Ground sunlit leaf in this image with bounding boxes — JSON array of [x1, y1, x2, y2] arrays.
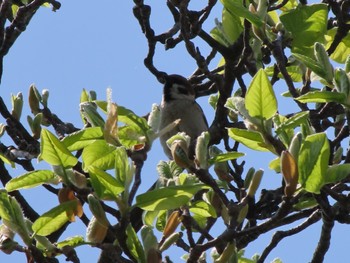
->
[[280, 4, 328, 56], [325, 28, 350, 63], [82, 140, 117, 171], [275, 111, 309, 135], [56, 236, 85, 249], [39, 129, 78, 168], [209, 152, 245, 164], [298, 133, 329, 194], [62, 127, 104, 151], [221, 0, 263, 27], [265, 65, 303, 82], [88, 166, 124, 201], [246, 69, 277, 120], [190, 201, 217, 218], [135, 184, 209, 211], [228, 128, 270, 152], [126, 224, 146, 263], [292, 53, 329, 83], [32, 200, 78, 236], [115, 147, 132, 188], [222, 8, 243, 44], [296, 91, 346, 104], [6, 170, 56, 192]]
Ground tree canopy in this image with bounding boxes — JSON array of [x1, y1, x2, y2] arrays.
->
[[1, 0, 350, 262]]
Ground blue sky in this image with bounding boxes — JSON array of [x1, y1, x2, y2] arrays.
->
[[0, 1, 349, 262]]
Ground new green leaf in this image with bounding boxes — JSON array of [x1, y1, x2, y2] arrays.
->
[[246, 69, 277, 120], [126, 224, 146, 263], [88, 166, 124, 201], [296, 91, 346, 105], [32, 200, 79, 236], [280, 4, 328, 57], [228, 128, 270, 152], [39, 129, 78, 168], [326, 164, 350, 184], [82, 140, 117, 171], [221, 0, 263, 27], [135, 184, 209, 211], [62, 127, 104, 151], [209, 152, 245, 164], [298, 133, 330, 194], [6, 170, 56, 192]]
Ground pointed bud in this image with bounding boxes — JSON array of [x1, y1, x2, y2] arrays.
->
[[159, 232, 182, 252], [67, 170, 87, 189], [195, 132, 210, 169], [170, 140, 192, 169], [86, 216, 108, 243], [0, 225, 16, 255], [87, 194, 109, 227], [41, 89, 49, 107], [148, 104, 161, 132], [247, 169, 263, 198], [288, 132, 302, 160], [80, 102, 105, 128], [214, 161, 234, 182], [244, 167, 255, 189], [333, 147, 343, 164], [162, 211, 182, 240], [28, 84, 41, 115], [30, 113, 43, 139], [281, 150, 299, 197], [214, 242, 237, 263]]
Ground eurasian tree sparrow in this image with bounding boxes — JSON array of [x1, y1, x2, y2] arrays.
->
[[159, 74, 208, 159]]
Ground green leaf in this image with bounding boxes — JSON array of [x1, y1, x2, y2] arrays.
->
[[115, 147, 132, 188], [280, 4, 328, 57], [39, 129, 78, 168], [189, 201, 217, 218], [325, 28, 350, 63], [118, 106, 150, 135], [32, 200, 78, 236], [296, 91, 346, 104], [326, 164, 350, 184], [95, 101, 150, 143], [292, 53, 329, 83], [245, 69, 277, 120], [265, 65, 303, 82], [209, 152, 245, 164], [298, 133, 330, 194], [126, 224, 146, 263], [228, 128, 270, 152], [0, 190, 13, 222], [142, 210, 160, 226], [222, 8, 244, 44], [62, 127, 104, 151], [6, 170, 56, 192], [88, 166, 124, 201], [118, 126, 144, 147], [82, 140, 117, 171], [135, 184, 209, 211], [0, 192, 31, 245], [221, 0, 263, 27], [269, 157, 281, 173], [275, 111, 309, 135], [0, 152, 15, 168], [56, 236, 85, 249]]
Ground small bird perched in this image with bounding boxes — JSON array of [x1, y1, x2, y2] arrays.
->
[[159, 74, 208, 159]]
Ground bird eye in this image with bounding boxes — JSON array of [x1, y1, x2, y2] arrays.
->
[[173, 84, 188, 95]]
